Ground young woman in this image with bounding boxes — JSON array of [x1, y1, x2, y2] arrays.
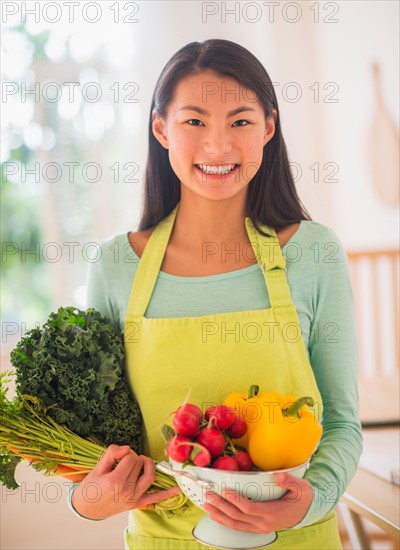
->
[[70, 39, 362, 549]]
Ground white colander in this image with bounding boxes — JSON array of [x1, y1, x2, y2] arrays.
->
[[156, 459, 310, 549]]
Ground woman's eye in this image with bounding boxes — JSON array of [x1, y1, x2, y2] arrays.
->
[[232, 120, 250, 127], [186, 119, 250, 127], [187, 119, 204, 126]]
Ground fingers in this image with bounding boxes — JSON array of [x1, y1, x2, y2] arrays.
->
[[147, 486, 182, 505], [274, 472, 308, 488], [202, 475, 314, 534], [124, 457, 180, 509], [204, 492, 264, 532], [273, 472, 312, 503], [131, 456, 156, 497], [95, 445, 133, 476], [90, 449, 183, 514], [205, 489, 264, 517], [136, 486, 183, 508], [203, 502, 264, 533], [204, 490, 265, 522], [114, 452, 143, 480]]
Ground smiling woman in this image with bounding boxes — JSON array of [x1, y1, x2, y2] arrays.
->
[[140, 40, 310, 237], [70, 39, 362, 550]]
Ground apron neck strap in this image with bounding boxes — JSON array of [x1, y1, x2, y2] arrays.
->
[[127, 203, 179, 318], [244, 217, 291, 309], [126, 203, 292, 318]]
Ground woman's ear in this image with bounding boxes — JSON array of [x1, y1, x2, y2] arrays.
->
[[152, 111, 169, 149], [263, 109, 278, 146]]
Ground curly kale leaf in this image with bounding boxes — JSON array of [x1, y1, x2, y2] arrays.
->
[[11, 307, 143, 450], [0, 454, 22, 490]]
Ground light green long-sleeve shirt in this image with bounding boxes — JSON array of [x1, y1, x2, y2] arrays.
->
[[84, 219, 362, 528]]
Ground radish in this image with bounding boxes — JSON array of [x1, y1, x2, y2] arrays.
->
[[205, 405, 236, 430], [235, 451, 254, 471], [197, 428, 225, 457], [166, 436, 192, 462], [227, 416, 247, 438], [213, 456, 239, 471], [176, 403, 203, 422], [173, 411, 199, 437], [190, 443, 212, 467]]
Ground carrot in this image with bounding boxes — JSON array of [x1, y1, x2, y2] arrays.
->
[[8, 445, 35, 463], [53, 465, 87, 482], [8, 445, 88, 481], [8, 446, 48, 463]]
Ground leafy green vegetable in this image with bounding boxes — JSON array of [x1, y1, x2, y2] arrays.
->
[[0, 372, 188, 515], [0, 454, 22, 490], [10, 307, 143, 452]]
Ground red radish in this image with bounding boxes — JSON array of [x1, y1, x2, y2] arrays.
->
[[235, 451, 254, 471], [213, 456, 239, 471], [205, 405, 236, 430], [173, 411, 199, 437], [190, 444, 212, 467], [227, 416, 247, 438], [176, 403, 203, 422], [197, 428, 225, 457], [166, 436, 192, 463], [193, 450, 211, 467]]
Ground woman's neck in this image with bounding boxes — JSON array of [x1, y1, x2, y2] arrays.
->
[[170, 192, 250, 251]]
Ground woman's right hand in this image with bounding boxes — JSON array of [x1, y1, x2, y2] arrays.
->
[[71, 445, 182, 520]]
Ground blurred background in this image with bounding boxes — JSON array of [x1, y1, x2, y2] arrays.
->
[[1, 1, 399, 549]]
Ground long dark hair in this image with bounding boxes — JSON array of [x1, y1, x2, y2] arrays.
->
[[138, 39, 312, 235]]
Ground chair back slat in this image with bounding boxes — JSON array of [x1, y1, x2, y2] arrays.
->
[[347, 249, 400, 379]]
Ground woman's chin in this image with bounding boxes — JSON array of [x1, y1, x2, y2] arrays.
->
[[180, 173, 247, 201], [184, 185, 246, 202]]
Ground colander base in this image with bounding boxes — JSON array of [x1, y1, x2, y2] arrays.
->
[[192, 516, 278, 549]]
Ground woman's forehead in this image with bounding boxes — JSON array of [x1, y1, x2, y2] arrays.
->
[[170, 71, 261, 110]]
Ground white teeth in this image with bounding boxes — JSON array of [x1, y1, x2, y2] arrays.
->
[[197, 164, 237, 175]]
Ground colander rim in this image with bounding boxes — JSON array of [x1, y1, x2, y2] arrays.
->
[[170, 458, 310, 476]]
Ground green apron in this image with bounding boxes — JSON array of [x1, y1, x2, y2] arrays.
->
[[124, 202, 343, 549]]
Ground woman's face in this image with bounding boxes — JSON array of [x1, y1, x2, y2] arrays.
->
[[152, 69, 277, 202]]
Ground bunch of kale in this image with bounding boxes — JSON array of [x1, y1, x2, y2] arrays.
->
[[10, 307, 143, 453]]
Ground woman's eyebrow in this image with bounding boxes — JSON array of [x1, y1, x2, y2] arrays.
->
[[178, 105, 257, 117]]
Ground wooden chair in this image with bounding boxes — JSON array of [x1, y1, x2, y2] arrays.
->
[[347, 249, 399, 426], [338, 249, 400, 549]]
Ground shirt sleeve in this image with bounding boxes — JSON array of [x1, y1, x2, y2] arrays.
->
[[67, 482, 102, 521], [291, 227, 363, 528], [86, 249, 121, 335]]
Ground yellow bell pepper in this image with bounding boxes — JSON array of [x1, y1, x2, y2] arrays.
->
[[223, 387, 254, 448], [224, 385, 322, 471]]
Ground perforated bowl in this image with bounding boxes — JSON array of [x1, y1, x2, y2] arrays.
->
[[157, 459, 310, 549]]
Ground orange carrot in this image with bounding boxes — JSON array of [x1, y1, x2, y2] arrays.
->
[[53, 465, 87, 482], [8, 445, 34, 462], [137, 504, 154, 510], [8, 445, 89, 481]]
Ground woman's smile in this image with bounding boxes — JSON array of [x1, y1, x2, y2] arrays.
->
[[194, 163, 240, 179]]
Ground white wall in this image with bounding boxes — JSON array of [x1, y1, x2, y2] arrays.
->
[[314, 0, 399, 248], [1, 462, 127, 550]]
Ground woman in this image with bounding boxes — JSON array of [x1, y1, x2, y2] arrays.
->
[[70, 39, 362, 549]]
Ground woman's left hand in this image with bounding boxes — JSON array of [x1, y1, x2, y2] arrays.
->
[[203, 472, 313, 534]]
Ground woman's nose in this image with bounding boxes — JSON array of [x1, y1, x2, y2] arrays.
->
[[202, 129, 233, 156]]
